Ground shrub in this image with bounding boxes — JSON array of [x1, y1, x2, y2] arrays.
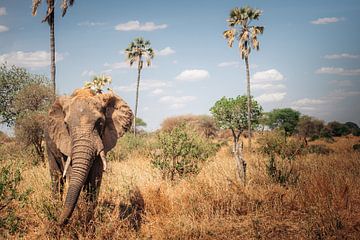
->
[[306, 144, 333, 155], [257, 131, 305, 160], [161, 115, 219, 138], [327, 121, 351, 137], [107, 133, 149, 161], [150, 124, 219, 181], [258, 132, 303, 185], [353, 144, 360, 152], [0, 164, 32, 237]]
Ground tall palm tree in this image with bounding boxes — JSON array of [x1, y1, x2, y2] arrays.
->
[[125, 37, 154, 136], [32, 0, 75, 95], [223, 6, 264, 150]]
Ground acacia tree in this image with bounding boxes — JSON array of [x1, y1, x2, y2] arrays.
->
[[210, 95, 262, 184], [223, 6, 264, 150], [267, 108, 300, 141], [297, 115, 324, 144], [125, 37, 154, 136], [32, 0, 75, 94]]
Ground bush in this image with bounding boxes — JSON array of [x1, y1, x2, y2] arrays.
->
[[327, 121, 351, 137], [306, 144, 333, 155], [161, 115, 219, 138], [257, 131, 305, 160], [353, 144, 360, 152], [0, 164, 32, 237], [150, 124, 219, 181], [258, 132, 303, 185], [107, 133, 150, 161]]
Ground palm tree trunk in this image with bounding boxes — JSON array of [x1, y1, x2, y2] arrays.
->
[[134, 61, 142, 136], [49, 4, 56, 95], [245, 56, 252, 150]]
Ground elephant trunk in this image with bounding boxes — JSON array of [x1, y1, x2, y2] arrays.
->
[[58, 137, 96, 226]]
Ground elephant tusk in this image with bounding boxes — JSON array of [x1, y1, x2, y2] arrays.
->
[[100, 151, 107, 171], [63, 157, 71, 178]]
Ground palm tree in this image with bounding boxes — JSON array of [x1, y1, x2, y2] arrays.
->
[[223, 6, 264, 150], [125, 37, 154, 136], [32, 0, 75, 95]]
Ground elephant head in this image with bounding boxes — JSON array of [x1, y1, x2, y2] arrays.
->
[[48, 88, 133, 225]]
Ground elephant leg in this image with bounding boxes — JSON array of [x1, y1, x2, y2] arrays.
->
[[46, 136, 66, 199], [83, 157, 103, 224]]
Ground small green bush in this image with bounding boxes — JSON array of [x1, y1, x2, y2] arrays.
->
[[257, 131, 305, 160], [107, 133, 150, 161], [150, 124, 219, 181], [258, 132, 303, 185], [0, 164, 32, 237]]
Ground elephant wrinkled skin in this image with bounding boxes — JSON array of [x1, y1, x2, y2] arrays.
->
[[45, 88, 133, 225]]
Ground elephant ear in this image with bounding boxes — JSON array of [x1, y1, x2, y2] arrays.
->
[[99, 92, 133, 153], [48, 96, 71, 156]]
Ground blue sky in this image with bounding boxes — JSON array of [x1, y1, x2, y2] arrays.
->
[[1, 0, 360, 130]]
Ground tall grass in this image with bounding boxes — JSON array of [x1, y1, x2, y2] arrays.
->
[[0, 135, 359, 239]]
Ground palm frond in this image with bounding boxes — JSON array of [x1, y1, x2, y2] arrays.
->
[[61, 0, 68, 17], [223, 29, 236, 47], [32, 0, 42, 16]]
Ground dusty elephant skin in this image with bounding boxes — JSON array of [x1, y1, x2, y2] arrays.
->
[[45, 88, 133, 226]]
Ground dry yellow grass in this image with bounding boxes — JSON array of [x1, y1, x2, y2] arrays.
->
[[1, 136, 360, 239]]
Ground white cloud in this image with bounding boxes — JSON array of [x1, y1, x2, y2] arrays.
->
[[0, 7, 6, 16], [315, 67, 360, 76], [252, 69, 284, 82], [0, 25, 9, 32], [81, 70, 96, 77], [329, 80, 353, 87], [217, 61, 240, 68], [327, 89, 360, 100], [255, 92, 286, 103], [324, 53, 359, 59], [159, 95, 196, 109], [0, 51, 64, 68], [117, 79, 171, 92], [156, 47, 175, 56], [252, 83, 286, 91], [175, 69, 209, 81], [115, 21, 167, 31], [77, 21, 106, 27], [151, 88, 164, 95], [311, 17, 344, 25], [104, 61, 131, 70], [292, 98, 326, 106]]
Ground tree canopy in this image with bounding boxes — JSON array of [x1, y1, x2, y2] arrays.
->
[[267, 108, 300, 137]]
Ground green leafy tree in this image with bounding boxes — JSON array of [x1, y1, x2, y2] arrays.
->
[[210, 95, 262, 184], [267, 108, 300, 140], [0, 64, 49, 126], [13, 83, 53, 162], [327, 121, 351, 137], [125, 37, 154, 136], [223, 6, 264, 150], [32, 0, 75, 94]]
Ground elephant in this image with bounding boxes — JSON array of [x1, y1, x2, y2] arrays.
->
[[45, 87, 133, 225]]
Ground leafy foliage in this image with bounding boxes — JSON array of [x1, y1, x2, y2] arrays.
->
[[125, 37, 155, 68], [258, 132, 303, 185], [107, 133, 149, 161], [84, 75, 112, 94], [223, 6, 264, 59], [210, 95, 262, 133], [297, 115, 325, 141], [0, 164, 32, 237], [267, 108, 300, 137], [0, 64, 49, 126], [150, 124, 219, 181], [327, 121, 351, 137]]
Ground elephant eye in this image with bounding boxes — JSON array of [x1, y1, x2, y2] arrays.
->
[[64, 122, 70, 134], [95, 118, 105, 135]]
